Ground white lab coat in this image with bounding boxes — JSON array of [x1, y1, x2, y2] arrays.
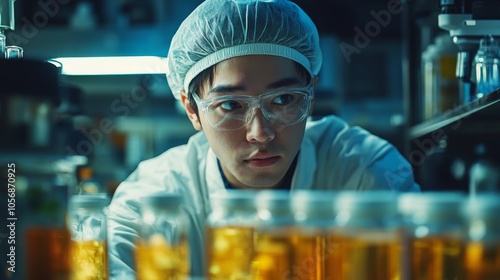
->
[[107, 115, 419, 278]]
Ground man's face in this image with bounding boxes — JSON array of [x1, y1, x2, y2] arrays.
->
[[183, 55, 313, 189]]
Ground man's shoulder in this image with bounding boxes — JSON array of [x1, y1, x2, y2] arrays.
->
[[112, 132, 209, 201], [305, 115, 348, 132], [305, 115, 384, 144], [304, 115, 353, 143]]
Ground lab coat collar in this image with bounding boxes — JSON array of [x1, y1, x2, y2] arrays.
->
[[291, 135, 317, 190]]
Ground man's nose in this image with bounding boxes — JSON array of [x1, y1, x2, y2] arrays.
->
[[245, 108, 276, 143]]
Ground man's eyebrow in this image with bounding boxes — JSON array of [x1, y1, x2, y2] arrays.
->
[[266, 77, 302, 89], [208, 85, 245, 94], [208, 77, 303, 95]]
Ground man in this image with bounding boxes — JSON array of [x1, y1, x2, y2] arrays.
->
[[107, 0, 419, 277]]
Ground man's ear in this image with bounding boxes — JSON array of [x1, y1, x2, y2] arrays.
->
[[180, 90, 203, 131]]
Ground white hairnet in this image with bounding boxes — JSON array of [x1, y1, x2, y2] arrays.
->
[[166, 0, 322, 99]]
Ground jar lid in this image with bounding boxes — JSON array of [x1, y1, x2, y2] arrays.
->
[[70, 194, 110, 210], [139, 193, 184, 210], [210, 190, 258, 210], [334, 191, 398, 218], [255, 190, 291, 210], [290, 190, 336, 216], [465, 194, 500, 219], [398, 192, 466, 217]]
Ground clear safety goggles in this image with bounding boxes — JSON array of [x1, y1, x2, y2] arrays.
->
[[192, 84, 314, 131]]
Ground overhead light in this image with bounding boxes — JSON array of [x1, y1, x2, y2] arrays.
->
[[48, 56, 168, 75]]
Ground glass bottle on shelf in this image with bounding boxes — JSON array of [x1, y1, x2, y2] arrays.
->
[[5, 45, 23, 59], [474, 35, 500, 99], [421, 34, 459, 120]]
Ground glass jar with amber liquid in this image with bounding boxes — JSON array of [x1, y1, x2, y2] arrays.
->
[[463, 194, 500, 279], [68, 194, 110, 280], [252, 190, 300, 280], [24, 171, 73, 280], [328, 191, 402, 280], [135, 194, 190, 280], [399, 192, 467, 280], [290, 190, 336, 280], [205, 190, 259, 280]]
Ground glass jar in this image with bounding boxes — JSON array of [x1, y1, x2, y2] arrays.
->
[[290, 190, 336, 280], [463, 194, 500, 279], [252, 190, 295, 279], [329, 191, 402, 280], [24, 166, 72, 280], [68, 194, 110, 280], [399, 192, 467, 280], [421, 34, 460, 119], [205, 190, 259, 279], [135, 194, 190, 280]]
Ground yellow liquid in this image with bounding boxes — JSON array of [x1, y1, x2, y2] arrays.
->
[[464, 241, 500, 279], [71, 240, 108, 280], [325, 232, 401, 280], [409, 236, 463, 280], [26, 227, 72, 280], [135, 234, 189, 280], [252, 229, 324, 280], [205, 226, 254, 280], [288, 232, 324, 280]]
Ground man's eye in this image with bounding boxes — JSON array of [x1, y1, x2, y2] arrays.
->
[[272, 94, 294, 105], [217, 100, 243, 111]]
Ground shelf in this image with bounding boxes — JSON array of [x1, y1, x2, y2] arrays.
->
[[409, 89, 500, 139]]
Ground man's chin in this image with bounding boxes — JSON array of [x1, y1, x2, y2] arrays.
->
[[236, 177, 284, 190]]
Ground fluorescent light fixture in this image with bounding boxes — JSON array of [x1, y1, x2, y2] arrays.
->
[[49, 56, 168, 75]]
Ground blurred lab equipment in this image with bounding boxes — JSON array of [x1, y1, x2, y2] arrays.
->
[[469, 143, 500, 195], [0, 0, 60, 152], [438, 0, 500, 103], [474, 35, 500, 99]]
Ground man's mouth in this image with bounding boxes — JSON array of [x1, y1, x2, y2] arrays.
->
[[244, 154, 280, 168]]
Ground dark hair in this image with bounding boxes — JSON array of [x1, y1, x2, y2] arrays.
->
[[187, 61, 310, 116]]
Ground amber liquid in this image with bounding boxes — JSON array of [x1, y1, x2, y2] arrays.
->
[[464, 241, 500, 279], [252, 229, 324, 280], [206, 226, 254, 279], [135, 234, 189, 280], [409, 236, 464, 280], [71, 240, 108, 280], [26, 227, 72, 280], [324, 232, 401, 280]]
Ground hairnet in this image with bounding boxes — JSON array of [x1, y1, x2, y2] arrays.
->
[[166, 0, 322, 99]]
